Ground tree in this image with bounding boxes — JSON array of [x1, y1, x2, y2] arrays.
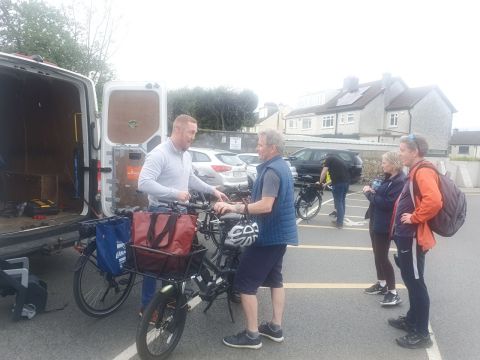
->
[[168, 87, 258, 131], [0, 0, 116, 99]]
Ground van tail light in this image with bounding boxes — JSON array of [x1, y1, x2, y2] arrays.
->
[[97, 161, 101, 192], [211, 165, 232, 172]]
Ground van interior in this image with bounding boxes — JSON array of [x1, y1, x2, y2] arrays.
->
[[0, 65, 86, 235]]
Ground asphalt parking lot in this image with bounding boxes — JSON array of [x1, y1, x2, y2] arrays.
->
[[1, 185, 479, 360]]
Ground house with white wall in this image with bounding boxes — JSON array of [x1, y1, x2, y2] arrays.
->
[[450, 130, 480, 159], [285, 74, 456, 154], [244, 103, 291, 133]]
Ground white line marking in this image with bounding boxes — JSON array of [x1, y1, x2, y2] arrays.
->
[[427, 322, 443, 360], [343, 218, 367, 226]]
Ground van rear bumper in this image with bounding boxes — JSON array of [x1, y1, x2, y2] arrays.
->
[[0, 230, 79, 259]]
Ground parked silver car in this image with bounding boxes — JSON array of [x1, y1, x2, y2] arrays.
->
[[188, 147, 248, 190], [237, 153, 298, 188]]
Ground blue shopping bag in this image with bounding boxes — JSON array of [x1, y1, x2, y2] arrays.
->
[[95, 217, 131, 275]]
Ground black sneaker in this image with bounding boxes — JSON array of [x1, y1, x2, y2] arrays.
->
[[364, 282, 388, 295], [388, 316, 415, 332], [258, 322, 284, 342], [223, 330, 262, 349], [380, 292, 402, 306], [396, 332, 433, 349]]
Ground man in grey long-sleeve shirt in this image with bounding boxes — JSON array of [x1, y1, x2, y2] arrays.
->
[[137, 114, 227, 313]]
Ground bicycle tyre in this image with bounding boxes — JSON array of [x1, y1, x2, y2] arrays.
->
[[295, 191, 322, 220], [73, 243, 135, 318], [136, 290, 188, 360]]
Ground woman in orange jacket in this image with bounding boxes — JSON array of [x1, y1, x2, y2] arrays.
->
[[388, 134, 442, 350]]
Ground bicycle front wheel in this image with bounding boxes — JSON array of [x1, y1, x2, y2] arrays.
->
[[296, 191, 322, 220], [136, 289, 188, 360], [73, 244, 135, 318]]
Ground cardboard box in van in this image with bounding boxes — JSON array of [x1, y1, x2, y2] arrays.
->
[[0, 52, 167, 258]]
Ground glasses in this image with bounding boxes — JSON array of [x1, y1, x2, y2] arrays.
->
[[407, 133, 419, 150]]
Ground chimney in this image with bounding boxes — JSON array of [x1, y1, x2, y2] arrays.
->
[[452, 128, 459, 135], [343, 76, 359, 92], [381, 73, 392, 89]]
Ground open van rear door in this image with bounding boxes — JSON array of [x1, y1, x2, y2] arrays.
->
[[100, 81, 167, 216]]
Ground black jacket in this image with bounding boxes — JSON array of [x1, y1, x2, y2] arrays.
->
[[365, 172, 406, 234]]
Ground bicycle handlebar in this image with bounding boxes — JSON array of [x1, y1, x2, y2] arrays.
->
[[170, 201, 212, 212]]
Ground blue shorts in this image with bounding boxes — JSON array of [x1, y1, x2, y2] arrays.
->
[[234, 244, 287, 295]]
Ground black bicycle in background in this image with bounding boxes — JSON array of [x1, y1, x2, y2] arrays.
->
[[294, 175, 323, 220]]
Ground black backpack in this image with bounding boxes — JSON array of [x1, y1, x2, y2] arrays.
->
[[410, 163, 467, 237]]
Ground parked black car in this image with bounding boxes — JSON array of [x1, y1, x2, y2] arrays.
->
[[288, 148, 363, 184]]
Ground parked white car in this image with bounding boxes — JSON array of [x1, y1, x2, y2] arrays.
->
[[237, 153, 298, 188], [188, 147, 248, 190]]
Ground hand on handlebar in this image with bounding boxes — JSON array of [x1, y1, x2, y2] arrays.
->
[[213, 201, 235, 215], [176, 191, 191, 202]]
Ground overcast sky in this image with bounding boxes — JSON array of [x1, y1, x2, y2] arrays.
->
[[51, 0, 479, 130]]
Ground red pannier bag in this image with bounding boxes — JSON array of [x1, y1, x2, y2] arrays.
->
[[132, 212, 197, 275]]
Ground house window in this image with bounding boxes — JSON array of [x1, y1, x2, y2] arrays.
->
[[389, 113, 398, 127], [322, 115, 334, 128], [259, 107, 268, 119], [458, 145, 470, 154], [339, 114, 346, 124], [302, 118, 312, 129], [347, 113, 355, 123], [288, 119, 297, 129]]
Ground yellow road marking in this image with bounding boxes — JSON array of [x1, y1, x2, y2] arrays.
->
[[299, 224, 369, 231], [289, 244, 397, 252], [281, 283, 406, 289], [318, 213, 365, 219]]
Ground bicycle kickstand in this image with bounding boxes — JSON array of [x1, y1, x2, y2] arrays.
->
[[226, 297, 235, 323]]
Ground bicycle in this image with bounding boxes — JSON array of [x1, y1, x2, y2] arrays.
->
[[72, 214, 137, 318], [294, 175, 323, 220], [71, 201, 245, 359], [135, 205, 245, 360]]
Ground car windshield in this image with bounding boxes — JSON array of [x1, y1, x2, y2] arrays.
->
[[216, 153, 244, 166]]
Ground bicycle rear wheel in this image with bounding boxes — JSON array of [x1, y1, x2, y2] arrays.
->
[[295, 191, 322, 220], [136, 289, 188, 360], [73, 243, 135, 318]]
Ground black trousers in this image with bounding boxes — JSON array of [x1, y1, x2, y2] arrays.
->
[[395, 235, 430, 336], [369, 225, 396, 290]]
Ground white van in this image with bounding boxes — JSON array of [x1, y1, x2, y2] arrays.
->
[[0, 52, 167, 258]]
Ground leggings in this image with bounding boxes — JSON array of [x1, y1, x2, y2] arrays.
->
[[369, 225, 396, 290]]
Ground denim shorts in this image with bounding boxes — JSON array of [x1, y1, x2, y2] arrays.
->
[[234, 244, 287, 295]]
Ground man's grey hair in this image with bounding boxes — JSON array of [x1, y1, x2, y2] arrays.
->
[[399, 134, 429, 157], [258, 129, 285, 154]]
